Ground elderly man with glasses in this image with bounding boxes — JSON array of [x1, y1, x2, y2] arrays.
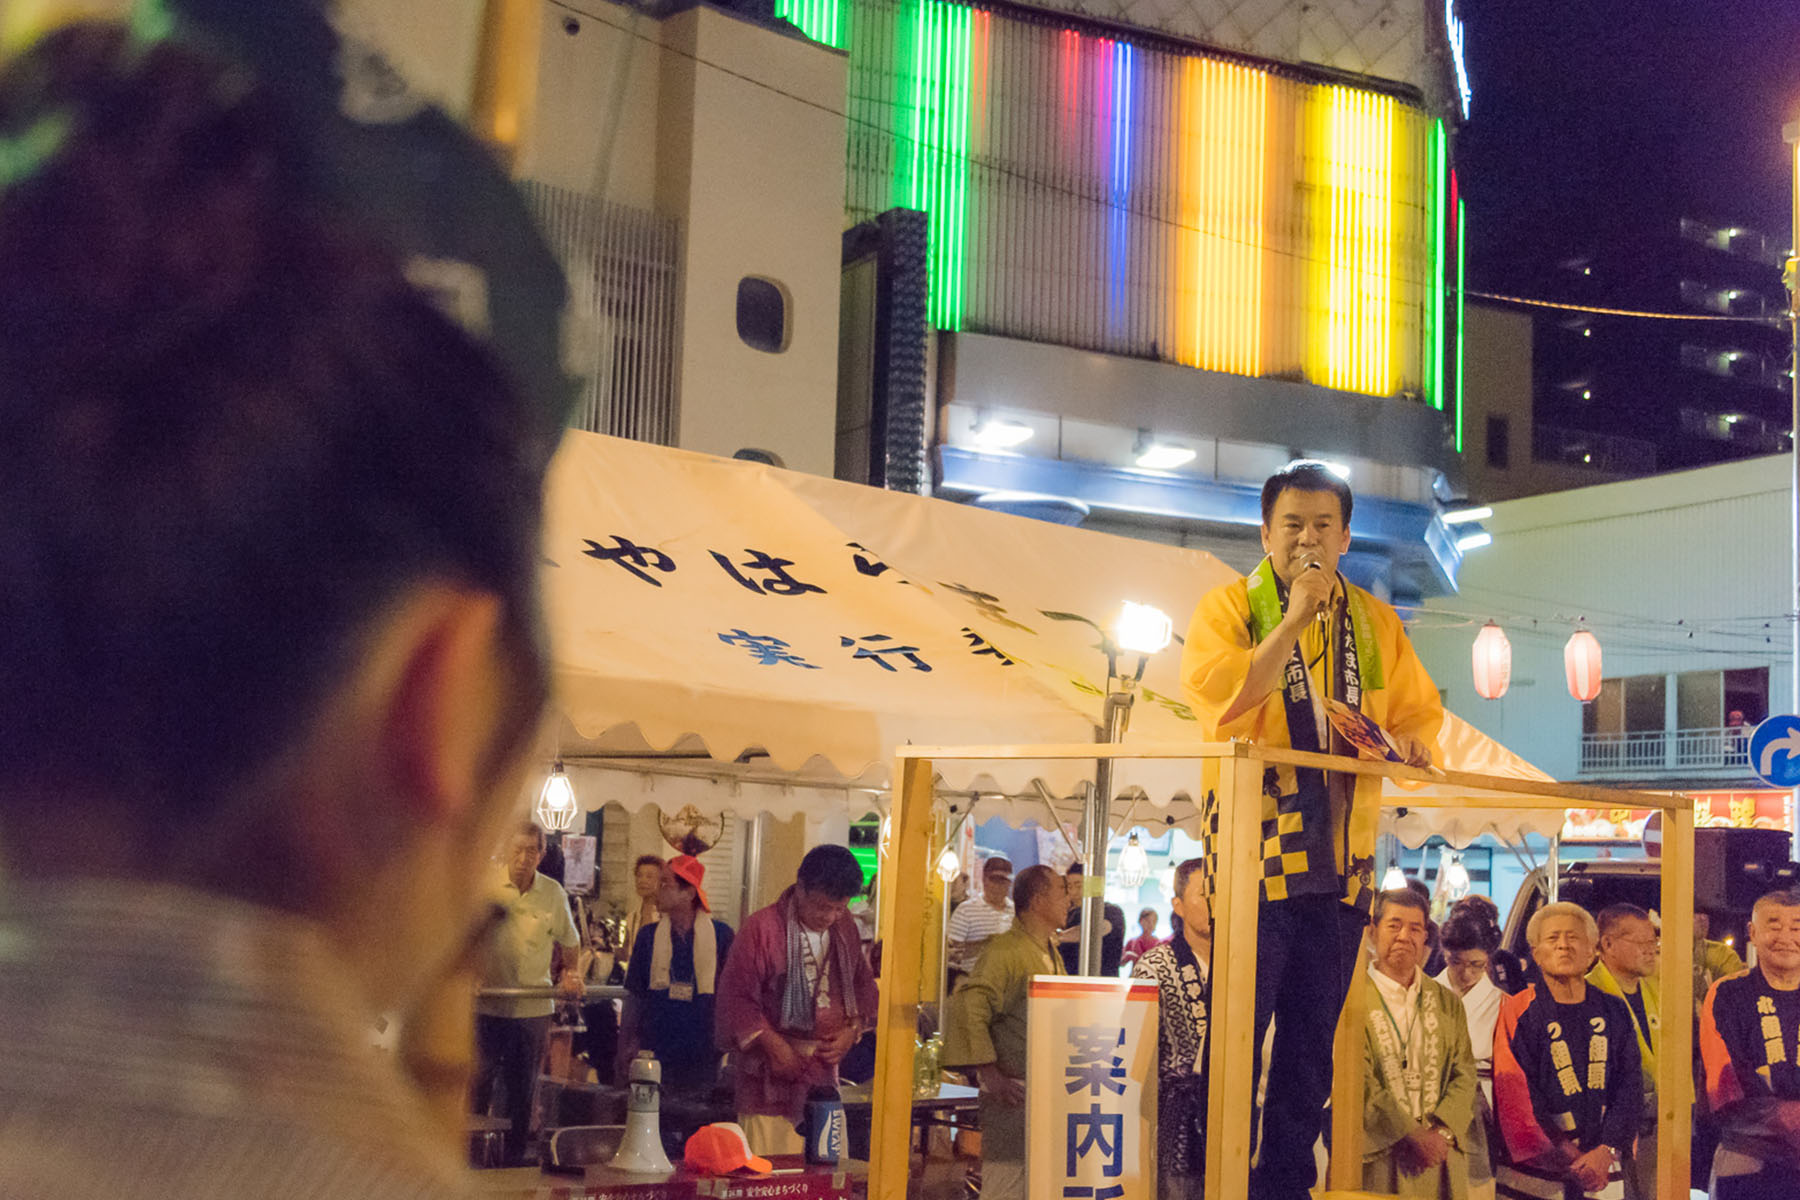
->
[[1585, 905, 1661, 1200]]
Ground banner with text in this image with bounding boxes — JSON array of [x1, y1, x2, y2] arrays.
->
[[1026, 978, 1159, 1200]]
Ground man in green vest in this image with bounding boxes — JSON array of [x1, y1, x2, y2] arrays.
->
[[943, 864, 1067, 1200], [1587, 903, 1661, 1200], [1182, 461, 1446, 1200]]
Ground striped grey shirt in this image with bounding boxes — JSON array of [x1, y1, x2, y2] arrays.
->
[[0, 883, 474, 1199], [945, 898, 1015, 972]]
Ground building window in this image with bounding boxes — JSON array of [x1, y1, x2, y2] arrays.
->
[[1486, 415, 1510, 469], [1723, 668, 1769, 726], [737, 277, 790, 353], [1583, 674, 1664, 736]]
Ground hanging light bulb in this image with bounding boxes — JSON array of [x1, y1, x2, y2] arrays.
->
[[936, 846, 961, 884], [1441, 850, 1472, 901], [1114, 830, 1150, 888], [1471, 621, 1512, 700], [1381, 865, 1408, 892], [535, 760, 577, 832], [1565, 622, 1603, 703]]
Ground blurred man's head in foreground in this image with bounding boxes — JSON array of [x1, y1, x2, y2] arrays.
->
[[0, 22, 552, 1012]]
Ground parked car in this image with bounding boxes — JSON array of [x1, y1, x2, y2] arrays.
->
[[1499, 827, 1795, 978]]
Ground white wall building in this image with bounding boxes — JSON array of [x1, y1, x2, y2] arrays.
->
[[1410, 454, 1795, 793]]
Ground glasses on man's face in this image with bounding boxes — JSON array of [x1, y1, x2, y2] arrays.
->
[[1615, 935, 1659, 950]]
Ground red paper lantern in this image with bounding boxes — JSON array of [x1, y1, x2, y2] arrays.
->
[[1471, 621, 1512, 700], [1565, 627, 1603, 703]]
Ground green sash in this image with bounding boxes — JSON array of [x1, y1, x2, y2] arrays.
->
[[1244, 558, 1384, 691]]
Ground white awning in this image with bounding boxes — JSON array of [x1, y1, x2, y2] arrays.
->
[[538, 431, 1562, 833]]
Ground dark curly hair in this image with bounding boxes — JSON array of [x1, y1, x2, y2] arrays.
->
[[1439, 913, 1500, 956], [0, 24, 549, 835]]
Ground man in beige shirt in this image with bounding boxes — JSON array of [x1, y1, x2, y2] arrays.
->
[[474, 823, 584, 1163]]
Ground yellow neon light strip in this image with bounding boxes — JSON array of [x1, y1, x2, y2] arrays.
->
[[1175, 58, 1266, 376], [1307, 86, 1397, 396]]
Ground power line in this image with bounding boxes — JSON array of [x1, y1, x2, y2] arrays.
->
[[1469, 291, 1787, 325]]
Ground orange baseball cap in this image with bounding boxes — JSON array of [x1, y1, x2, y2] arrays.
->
[[683, 1123, 772, 1175], [669, 854, 711, 912]]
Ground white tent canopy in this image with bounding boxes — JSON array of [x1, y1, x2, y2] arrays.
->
[[540, 431, 1565, 841], [1380, 713, 1565, 848]]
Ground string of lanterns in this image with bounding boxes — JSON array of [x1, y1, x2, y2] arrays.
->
[[1468, 619, 1604, 703]]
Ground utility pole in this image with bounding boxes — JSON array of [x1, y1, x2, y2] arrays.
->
[[1785, 120, 1799, 842]]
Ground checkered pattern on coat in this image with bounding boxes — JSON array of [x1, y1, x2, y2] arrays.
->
[[1195, 766, 1352, 907]]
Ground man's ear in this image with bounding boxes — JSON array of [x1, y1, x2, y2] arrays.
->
[[380, 587, 511, 826]]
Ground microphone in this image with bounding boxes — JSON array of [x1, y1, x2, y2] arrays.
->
[[1299, 552, 1330, 633]]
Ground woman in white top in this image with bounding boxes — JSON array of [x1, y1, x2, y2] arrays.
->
[[1436, 913, 1504, 1200]]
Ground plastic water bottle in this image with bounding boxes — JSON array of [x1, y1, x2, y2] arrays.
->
[[804, 1085, 845, 1165]]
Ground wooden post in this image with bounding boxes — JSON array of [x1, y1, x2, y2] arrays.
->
[[871, 755, 936, 1200], [1654, 798, 1695, 1198], [470, 0, 540, 169], [1205, 747, 1265, 1200], [1327, 935, 1372, 1190]]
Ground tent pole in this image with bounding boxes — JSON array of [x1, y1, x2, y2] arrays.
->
[[739, 814, 764, 919], [1032, 780, 1083, 861], [871, 755, 937, 1200], [1082, 690, 1133, 975]]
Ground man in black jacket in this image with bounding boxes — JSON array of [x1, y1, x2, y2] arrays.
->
[[1059, 862, 1126, 977], [1701, 888, 1800, 1199]]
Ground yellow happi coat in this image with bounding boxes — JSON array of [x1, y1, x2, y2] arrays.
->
[[1181, 563, 1445, 911]]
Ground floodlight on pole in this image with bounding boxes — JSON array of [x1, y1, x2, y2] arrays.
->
[[1115, 601, 1174, 655], [1081, 602, 1173, 976]]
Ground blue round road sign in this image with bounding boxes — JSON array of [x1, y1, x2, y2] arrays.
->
[[1749, 715, 1800, 788]]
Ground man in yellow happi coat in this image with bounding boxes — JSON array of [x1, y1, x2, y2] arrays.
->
[[1181, 461, 1446, 1200]]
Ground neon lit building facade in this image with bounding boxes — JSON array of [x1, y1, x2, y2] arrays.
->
[[815, 0, 1475, 601], [833, 4, 1452, 406]]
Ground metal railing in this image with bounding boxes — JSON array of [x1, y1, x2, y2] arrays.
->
[[475, 985, 626, 1001], [520, 182, 680, 446], [1579, 725, 1752, 776]]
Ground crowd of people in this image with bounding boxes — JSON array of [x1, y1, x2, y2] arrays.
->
[[3, 14, 1796, 1200], [939, 851, 1800, 1200], [939, 462, 1800, 1200], [469, 836, 879, 1163]]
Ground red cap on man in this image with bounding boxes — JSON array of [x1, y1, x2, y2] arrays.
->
[[669, 854, 710, 912]]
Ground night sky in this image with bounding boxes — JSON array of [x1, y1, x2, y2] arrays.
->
[[1458, 0, 1800, 467], [1462, 0, 1800, 293]]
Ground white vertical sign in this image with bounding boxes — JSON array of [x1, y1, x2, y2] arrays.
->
[[1026, 977, 1159, 1200]]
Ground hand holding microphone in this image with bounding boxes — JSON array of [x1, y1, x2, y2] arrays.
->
[[1289, 551, 1334, 625]]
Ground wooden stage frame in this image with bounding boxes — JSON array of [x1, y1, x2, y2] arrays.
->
[[869, 741, 1695, 1200]]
